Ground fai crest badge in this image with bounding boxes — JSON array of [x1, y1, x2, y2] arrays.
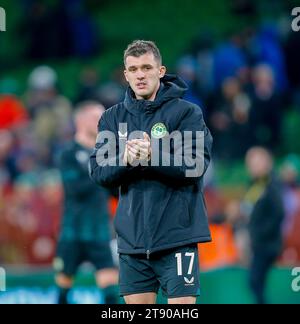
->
[[151, 123, 168, 139]]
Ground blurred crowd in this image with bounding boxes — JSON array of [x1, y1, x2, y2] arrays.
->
[[0, 61, 128, 265], [1, 12, 300, 271], [176, 22, 300, 269], [178, 23, 300, 159]]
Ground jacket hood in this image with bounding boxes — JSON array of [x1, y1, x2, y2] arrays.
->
[[124, 74, 188, 115]]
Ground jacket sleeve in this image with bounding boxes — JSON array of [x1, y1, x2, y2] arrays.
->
[[59, 151, 95, 198], [89, 114, 134, 188], [150, 104, 213, 183]]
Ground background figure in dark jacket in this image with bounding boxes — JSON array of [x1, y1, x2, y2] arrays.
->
[[54, 101, 119, 304], [244, 147, 284, 304], [90, 40, 213, 304]]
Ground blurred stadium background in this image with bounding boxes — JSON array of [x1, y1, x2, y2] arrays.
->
[[1, 0, 300, 304]]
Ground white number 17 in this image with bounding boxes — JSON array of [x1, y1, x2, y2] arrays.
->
[[175, 252, 195, 276]]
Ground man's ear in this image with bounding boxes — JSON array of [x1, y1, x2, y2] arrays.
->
[[159, 66, 166, 79], [124, 70, 129, 82]]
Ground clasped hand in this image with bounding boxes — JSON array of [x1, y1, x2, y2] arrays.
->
[[123, 132, 151, 165]]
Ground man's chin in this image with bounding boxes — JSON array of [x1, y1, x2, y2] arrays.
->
[[135, 89, 151, 99]]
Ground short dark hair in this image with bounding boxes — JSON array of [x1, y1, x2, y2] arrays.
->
[[74, 100, 105, 121], [124, 40, 162, 66]]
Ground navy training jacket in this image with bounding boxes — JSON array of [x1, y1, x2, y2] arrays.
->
[[90, 74, 213, 257]]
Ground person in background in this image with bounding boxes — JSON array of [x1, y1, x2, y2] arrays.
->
[[244, 147, 284, 304], [54, 101, 118, 304]]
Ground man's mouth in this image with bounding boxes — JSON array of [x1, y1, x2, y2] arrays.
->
[[136, 82, 147, 89]]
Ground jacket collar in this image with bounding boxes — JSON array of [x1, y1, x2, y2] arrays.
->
[[124, 74, 188, 116]]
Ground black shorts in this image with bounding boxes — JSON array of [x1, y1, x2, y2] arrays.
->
[[119, 244, 200, 298], [53, 240, 115, 276]]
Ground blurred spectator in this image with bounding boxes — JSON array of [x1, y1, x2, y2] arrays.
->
[[280, 154, 300, 265], [213, 33, 247, 89], [25, 65, 73, 158], [244, 147, 284, 304], [176, 56, 204, 110], [210, 76, 251, 160], [248, 24, 289, 93], [248, 64, 283, 151]]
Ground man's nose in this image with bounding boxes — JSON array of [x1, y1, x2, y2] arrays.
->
[[136, 69, 145, 79]]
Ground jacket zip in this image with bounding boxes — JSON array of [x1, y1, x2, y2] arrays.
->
[[144, 185, 151, 260], [141, 157, 151, 261]]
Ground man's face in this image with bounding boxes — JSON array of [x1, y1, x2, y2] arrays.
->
[[87, 107, 103, 138], [124, 52, 166, 101], [76, 106, 104, 139], [246, 149, 273, 179]]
